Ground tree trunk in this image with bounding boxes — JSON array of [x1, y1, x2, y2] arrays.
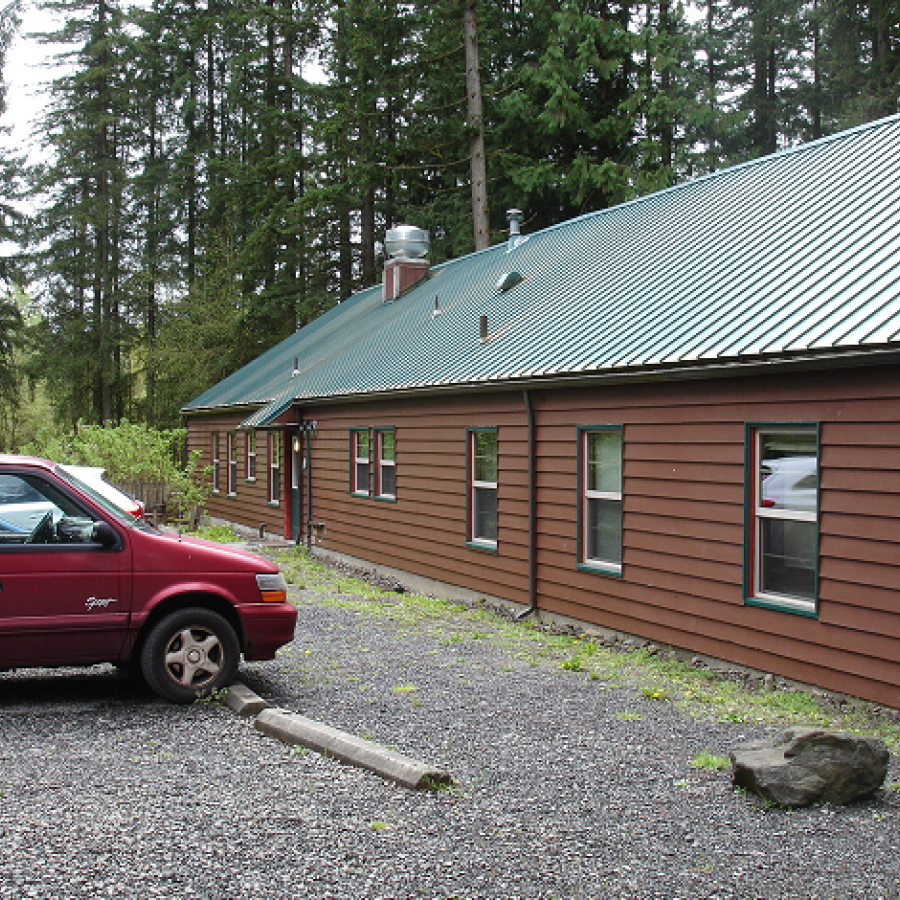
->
[[464, 0, 489, 251]]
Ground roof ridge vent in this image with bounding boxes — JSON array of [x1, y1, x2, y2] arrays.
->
[[496, 271, 523, 292]]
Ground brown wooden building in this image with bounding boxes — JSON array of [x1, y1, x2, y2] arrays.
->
[[184, 117, 900, 708]]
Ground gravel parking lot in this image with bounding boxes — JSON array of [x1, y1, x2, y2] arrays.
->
[[2, 552, 900, 900]]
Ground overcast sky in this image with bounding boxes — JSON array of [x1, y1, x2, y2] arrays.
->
[[2, 2, 64, 157]]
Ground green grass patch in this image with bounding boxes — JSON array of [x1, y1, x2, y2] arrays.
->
[[691, 750, 731, 771], [186, 523, 240, 543]]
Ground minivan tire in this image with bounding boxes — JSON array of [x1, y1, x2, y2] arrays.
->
[[140, 607, 240, 703]]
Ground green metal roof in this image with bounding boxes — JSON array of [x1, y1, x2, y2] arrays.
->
[[237, 387, 297, 429], [184, 114, 900, 415]]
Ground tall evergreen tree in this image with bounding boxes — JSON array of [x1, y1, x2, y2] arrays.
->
[[0, 0, 25, 282], [495, 0, 638, 226], [626, 0, 701, 187], [5, 0, 897, 438], [31, 0, 135, 426], [807, 0, 900, 131]]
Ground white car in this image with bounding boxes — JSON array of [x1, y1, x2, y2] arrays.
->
[[0, 473, 56, 531], [760, 455, 817, 513], [58, 466, 145, 519]]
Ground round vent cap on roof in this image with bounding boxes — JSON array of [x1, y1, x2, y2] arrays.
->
[[385, 225, 430, 259]]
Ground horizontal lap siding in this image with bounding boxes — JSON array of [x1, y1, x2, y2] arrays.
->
[[188, 363, 900, 707], [312, 395, 531, 603], [533, 367, 900, 707], [186, 412, 287, 535], [308, 366, 900, 707]]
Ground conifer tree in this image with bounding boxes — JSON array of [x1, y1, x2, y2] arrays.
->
[[0, 0, 25, 282], [31, 0, 134, 426]]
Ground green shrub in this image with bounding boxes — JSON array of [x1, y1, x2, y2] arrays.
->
[[23, 419, 208, 524]]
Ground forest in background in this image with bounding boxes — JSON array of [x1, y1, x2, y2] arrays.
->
[[0, 0, 898, 446]]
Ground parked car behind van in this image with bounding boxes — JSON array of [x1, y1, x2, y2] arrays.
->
[[59, 465, 145, 519], [0, 455, 297, 702]]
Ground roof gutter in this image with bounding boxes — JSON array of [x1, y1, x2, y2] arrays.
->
[[259, 346, 900, 410]]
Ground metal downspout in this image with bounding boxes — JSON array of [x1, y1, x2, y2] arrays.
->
[[517, 389, 539, 620], [304, 424, 314, 547]]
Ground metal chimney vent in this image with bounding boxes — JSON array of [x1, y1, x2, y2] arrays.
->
[[383, 225, 431, 302], [506, 208, 527, 251], [385, 225, 430, 259]]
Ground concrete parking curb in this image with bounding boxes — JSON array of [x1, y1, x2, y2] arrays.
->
[[254, 707, 454, 791], [224, 681, 269, 717]]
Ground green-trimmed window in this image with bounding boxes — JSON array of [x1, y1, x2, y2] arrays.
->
[[375, 428, 396, 500], [226, 432, 237, 495], [579, 427, 623, 573], [267, 432, 281, 505], [747, 426, 819, 615], [350, 429, 371, 496], [211, 432, 220, 493], [245, 432, 257, 481]]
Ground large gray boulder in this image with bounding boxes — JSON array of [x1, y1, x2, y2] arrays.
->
[[730, 727, 890, 807]]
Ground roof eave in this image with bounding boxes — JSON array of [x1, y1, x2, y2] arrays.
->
[[287, 346, 900, 408]]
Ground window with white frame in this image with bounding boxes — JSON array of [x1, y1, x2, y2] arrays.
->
[[226, 432, 237, 495], [375, 428, 396, 500], [468, 428, 497, 548], [579, 427, 623, 572], [245, 432, 257, 481], [748, 426, 819, 613], [350, 429, 371, 496], [211, 433, 220, 493], [267, 432, 281, 505]]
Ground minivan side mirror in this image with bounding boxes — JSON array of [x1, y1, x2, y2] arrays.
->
[[92, 521, 118, 547]]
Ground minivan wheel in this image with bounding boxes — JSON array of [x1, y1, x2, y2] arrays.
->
[[140, 608, 240, 703]]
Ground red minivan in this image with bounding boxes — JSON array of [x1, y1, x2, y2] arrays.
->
[[0, 455, 297, 702]]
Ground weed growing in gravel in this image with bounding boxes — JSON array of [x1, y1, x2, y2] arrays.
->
[[270, 546, 900, 752], [561, 656, 586, 672], [692, 750, 731, 771], [185, 523, 240, 543], [641, 687, 671, 701], [194, 687, 229, 706]]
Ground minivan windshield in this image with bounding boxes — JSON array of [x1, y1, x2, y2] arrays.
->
[[54, 465, 138, 528]]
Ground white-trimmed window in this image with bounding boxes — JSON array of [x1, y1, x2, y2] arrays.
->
[[350, 429, 371, 496], [245, 432, 257, 481], [468, 428, 497, 549], [579, 426, 623, 573], [226, 432, 237, 495], [267, 432, 281, 505], [211, 433, 220, 493], [375, 428, 396, 500], [748, 426, 819, 614]]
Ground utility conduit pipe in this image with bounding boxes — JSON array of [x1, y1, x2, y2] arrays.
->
[[517, 389, 539, 620]]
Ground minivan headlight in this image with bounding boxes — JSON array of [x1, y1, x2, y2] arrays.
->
[[256, 572, 288, 603]]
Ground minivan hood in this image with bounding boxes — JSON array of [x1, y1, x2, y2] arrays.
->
[[134, 530, 279, 574]]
